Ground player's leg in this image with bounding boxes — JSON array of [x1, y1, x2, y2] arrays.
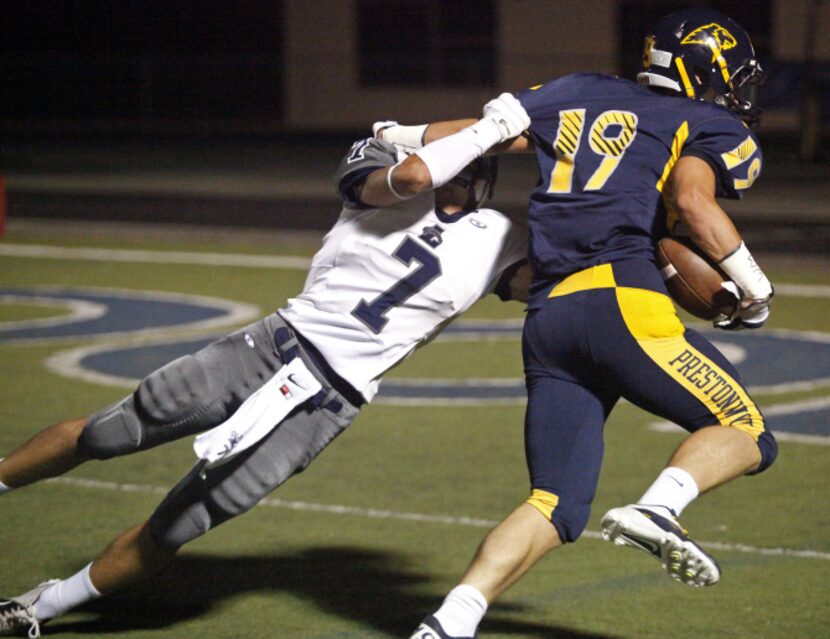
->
[[592, 268, 777, 585], [0, 390, 359, 637], [0, 418, 89, 490], [0, 520, 175, 637], [412, 504, 560, 639], [412, 318, 616, 639], [0, 317, 283, 497]]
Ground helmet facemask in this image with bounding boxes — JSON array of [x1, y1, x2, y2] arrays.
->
[[449, 157, 498, 212], [718, 59, 766, 128]]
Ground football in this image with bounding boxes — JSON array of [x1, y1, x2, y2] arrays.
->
[[656, 236, 738, 320]]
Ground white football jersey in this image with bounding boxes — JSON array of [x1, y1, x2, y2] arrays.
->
[[279, 139, 527, 402]]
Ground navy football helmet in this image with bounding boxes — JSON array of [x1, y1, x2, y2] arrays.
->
[[638, 9, 766, 127], [451, 156, 498, 211]]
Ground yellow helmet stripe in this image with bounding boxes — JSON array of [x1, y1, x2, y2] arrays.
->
[[674, 57, 696, 98], [708, 41, 733, 85]]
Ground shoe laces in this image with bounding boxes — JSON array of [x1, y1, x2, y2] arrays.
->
[[27, 614, 42, 639], [0, 602, 41, 638]]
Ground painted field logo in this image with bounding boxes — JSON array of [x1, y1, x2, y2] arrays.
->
[[2, 287, 829, 444], [680, 23, 737, 54]]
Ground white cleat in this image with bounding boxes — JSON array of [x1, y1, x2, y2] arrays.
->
[[410, 615, 474, 639], [0, 580, 59, 638], [600, 505, 720, 587]]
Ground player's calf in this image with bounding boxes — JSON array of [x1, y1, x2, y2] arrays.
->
[[0, 418, 89, 491]]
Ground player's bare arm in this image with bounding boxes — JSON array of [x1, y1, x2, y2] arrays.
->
[[375, 92, 535, 155], [362, 96, 531, 208], [667, 155, 773, 328], [357, 154, 433, 207], [379, 118, 533, 154], [666, 156, 742, 261]]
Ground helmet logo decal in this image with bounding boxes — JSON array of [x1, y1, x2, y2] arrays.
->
[[680, 23, 737, 59]]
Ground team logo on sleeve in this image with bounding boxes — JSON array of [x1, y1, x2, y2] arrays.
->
[[721, 135, 761, 190], [681, 23, 737, 56]]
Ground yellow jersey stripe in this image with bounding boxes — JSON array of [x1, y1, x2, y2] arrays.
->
[[549, 263, 617, 298], [656, 120, 689, 193]]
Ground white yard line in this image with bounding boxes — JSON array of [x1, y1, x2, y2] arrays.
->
[[0, 243, 312, 270], [47, 475, 830, 561]]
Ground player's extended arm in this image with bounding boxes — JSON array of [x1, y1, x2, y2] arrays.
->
[[377, 119, 532, 154], [356, 154, 433, 208], [667, 155, 773, 329], [374, 93, 535, 155], [360, 95, 531, 207], [424, 120, 532, 153]]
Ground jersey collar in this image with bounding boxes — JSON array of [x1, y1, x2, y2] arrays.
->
[[435, 207, 473, 224]]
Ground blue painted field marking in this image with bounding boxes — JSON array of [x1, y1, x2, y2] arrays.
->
[[0, 287, 259, 342], [3, 286, 828, 440]]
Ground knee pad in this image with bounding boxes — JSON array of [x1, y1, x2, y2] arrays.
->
[[136, 354, 223, 449], [749, 429, 778, 475], [150, 499, 213, 549], [79, 354, 220, 459], [148, 463, 248, 549], [78, 396, 144, 459], [136, 354, 216, 427]]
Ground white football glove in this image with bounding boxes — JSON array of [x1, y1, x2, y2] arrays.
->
[[372, 120, 397, 138], [481, 92, 530, 143], [372, 120, 427, 153], [714, 281, 773, 330]]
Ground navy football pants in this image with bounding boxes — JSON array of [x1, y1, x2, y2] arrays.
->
[[522, 259, 777, 543]]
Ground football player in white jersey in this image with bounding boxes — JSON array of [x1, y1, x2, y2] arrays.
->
[[0, 102, 531, 637]]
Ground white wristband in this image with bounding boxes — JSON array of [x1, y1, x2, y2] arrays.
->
[[386, 163, 413, 200], [718, 242, 772, 300], [414, 119, 501, 188], [378, 123, 428, 151]]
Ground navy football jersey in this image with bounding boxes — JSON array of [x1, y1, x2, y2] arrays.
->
[[517, 73, 762, 303]]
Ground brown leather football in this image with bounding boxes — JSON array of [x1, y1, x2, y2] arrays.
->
[[656, 236, 738, 320]]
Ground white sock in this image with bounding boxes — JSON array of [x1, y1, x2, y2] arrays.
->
[[0, 459, 11, 495], [35, 563, 101, 621], [637, 466, 699, 517], [433, 584, 488, 637]]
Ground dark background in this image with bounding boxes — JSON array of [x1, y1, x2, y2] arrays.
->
[[1, 0, 827, 245], [0, 0, 792, 135]]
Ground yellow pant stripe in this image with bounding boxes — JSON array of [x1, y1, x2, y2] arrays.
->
[[615, 286, 765, 440], [527, 488, 559, 520]]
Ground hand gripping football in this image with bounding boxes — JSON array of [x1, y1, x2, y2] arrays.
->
[[656, 236, 739, 320]]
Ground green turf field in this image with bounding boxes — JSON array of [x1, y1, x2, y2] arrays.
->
[[1, 230, 828, 638]]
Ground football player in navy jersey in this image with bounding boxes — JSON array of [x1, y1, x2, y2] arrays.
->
[[393, 9, 779, 639]]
